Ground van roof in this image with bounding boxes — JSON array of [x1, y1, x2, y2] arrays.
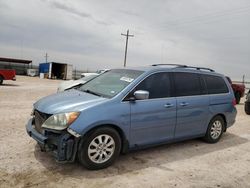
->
[[124, 64, 223, 77]]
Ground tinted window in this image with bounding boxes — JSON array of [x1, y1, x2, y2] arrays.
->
[[134, 72, 171, 99], [203, 75, 229, 94], [174, 72, 202, 97]]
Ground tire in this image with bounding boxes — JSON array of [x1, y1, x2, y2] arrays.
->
[[235, 92, 241, 104], [77, 127, 121, 170], [0, 75, 3, 85], [203, 116, 225, 143], [245, 102, 250, 115]]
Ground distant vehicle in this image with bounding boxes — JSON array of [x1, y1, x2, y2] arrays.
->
[[226, 77, 245, 104], [27, 69, 39, 77], [96, 69, 110, 74], [0, 69, 16, 85], [26, 64, 237, 170], [81, 69, 109, 78], [57, 74, 99, 92], [245, 89, 250, 115], [81, 73, 99, 78]]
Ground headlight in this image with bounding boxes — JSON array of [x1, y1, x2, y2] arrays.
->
[[42, 112, 80, 130]]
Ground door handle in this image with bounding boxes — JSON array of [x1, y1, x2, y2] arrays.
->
[[180, 102, 189, 107], [164, 103, 174, 108]]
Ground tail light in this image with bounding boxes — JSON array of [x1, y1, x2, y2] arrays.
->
[[232, 98, 236, 106]]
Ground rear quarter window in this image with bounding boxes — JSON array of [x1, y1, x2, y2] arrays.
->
[[203, 75, 229, 94], [173, 72, 202, 97]]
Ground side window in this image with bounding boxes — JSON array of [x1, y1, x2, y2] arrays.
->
[[133, 72, 171, 99], [203, 75, 229, 94], [174, 72, 202, 97]]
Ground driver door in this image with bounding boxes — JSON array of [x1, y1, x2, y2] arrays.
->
[[127, 72, 176, 147]]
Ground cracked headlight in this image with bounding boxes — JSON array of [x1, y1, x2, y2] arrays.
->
[[42, 112, 80, 130]]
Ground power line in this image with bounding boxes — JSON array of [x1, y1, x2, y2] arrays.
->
[[163, 5, 250, 26], [121, 29, 134, 67]]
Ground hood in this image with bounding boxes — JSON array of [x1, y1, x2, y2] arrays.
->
[[34, 89, 108, 114]]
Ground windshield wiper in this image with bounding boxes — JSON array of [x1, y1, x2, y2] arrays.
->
[[83, 89, 102, 97]]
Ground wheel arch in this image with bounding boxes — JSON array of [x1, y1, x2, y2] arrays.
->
[[81, 124, 129, 154], [211, 113, 227, 132]]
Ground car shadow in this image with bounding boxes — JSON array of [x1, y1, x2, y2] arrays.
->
[[1, 83, 19, 87], [34, 133, 248, 179]]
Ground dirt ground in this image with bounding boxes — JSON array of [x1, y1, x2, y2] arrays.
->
[[0, 76, 250, 188]]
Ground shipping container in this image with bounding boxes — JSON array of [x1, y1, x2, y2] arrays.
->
[[39, 62, 72, 80]]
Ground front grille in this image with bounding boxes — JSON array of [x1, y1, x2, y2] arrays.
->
[[34, 110, 51, 134]]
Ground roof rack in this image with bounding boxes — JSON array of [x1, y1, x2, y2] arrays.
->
[[151, 64, 187, 67], [183, 66, 215, 72], [151, 64, 214, 72]]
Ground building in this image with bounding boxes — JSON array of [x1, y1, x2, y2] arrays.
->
[[39, 62, 73, 80], [0, 57, 32, 75]]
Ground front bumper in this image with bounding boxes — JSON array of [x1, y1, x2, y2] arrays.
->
[[26, 118, 78, 162]]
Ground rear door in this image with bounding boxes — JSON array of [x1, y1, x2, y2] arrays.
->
[[173, 72, 210, 138], [128, 72, 177, 146]]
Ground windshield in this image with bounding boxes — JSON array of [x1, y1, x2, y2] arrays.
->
[[78, 69, 144, 98]]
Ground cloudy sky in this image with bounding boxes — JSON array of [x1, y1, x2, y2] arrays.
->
[[0, 0, 249, 80]]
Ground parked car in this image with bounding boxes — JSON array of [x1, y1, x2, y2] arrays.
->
[[0, 69, 16, 85], [81, 70, 109, 78], [245, 89, 250, 115], [81, 72, 99, 78], [57, 74, 99, 92], [226, 76, 245, 104], [26, 64, 237, 170], [96, 69, 110, 74]]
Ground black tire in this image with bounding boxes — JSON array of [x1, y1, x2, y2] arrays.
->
[[0, 75, 3, 85], [77, 127, 121, 170], [203, 116, 225, 143], [245, 102, 250, 115], [235, 92, 241, 104]]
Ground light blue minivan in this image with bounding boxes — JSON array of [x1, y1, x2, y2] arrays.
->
[[26, 64, 237, 170]]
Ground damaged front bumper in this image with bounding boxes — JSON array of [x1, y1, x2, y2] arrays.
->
[[26, 118, 79, 162]]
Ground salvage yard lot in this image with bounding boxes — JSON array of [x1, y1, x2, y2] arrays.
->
[[0, 76, 250, 188]]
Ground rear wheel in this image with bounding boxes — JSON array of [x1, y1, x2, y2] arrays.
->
[[0, 76, 3, 85], [235, 92, 241, 104], [77, 127, 121, 170], [203, 116, 225, 143]]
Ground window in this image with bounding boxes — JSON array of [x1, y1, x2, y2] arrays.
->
[[174, 72, 202, 97], [203, 75, 229, 94], [133, 72, 171, 99]]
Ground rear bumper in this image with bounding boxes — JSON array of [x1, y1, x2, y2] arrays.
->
[[226, 107, 237, 128], [26, 118, 78, 162]]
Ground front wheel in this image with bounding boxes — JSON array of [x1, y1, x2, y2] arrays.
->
[[203, 116, 225, 143], [77, 127, 121, 170]]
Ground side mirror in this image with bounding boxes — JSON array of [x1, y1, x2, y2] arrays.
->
[[134, 90, 149, 100]]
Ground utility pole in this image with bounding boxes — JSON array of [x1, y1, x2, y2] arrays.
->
[[121, 29, 134, 67], [45, 53, 49, 63]]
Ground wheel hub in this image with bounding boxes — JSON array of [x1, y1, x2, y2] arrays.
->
[[88, 134, 115, 164], [210, 120, 222, 139]]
